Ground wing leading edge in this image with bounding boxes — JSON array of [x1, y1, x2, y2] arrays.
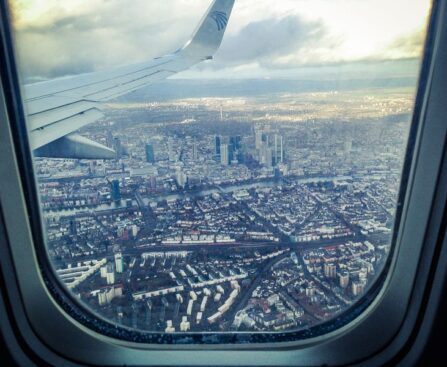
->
[[25, 0, 235, 159]]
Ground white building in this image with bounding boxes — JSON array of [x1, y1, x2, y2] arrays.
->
[[115, 252, 123, 273], [220, 144, 229, 166], [106, 263, 115, 285]]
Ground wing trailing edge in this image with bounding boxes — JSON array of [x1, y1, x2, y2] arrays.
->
[[34, 134, 116, 160]]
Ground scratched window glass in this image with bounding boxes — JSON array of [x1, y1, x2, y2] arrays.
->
[[11, 0, 430, 335]]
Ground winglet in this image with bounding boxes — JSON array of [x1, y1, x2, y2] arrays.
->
[[181, 0, 235, 59]]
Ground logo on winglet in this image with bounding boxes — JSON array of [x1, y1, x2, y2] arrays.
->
[[210, 11, 228, 31]]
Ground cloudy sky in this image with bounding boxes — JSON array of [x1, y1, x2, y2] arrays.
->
[[10, 0, 431, 81]]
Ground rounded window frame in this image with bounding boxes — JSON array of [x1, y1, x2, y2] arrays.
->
[[0, 0, 446, 365]]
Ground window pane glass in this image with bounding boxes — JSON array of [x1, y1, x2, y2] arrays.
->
[[10, 0, 430, 337]]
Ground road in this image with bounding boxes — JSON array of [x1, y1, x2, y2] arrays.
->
[[224, 251, 291, 327]]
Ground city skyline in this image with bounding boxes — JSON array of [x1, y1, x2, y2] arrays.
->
[[35, 82, 411, 333]]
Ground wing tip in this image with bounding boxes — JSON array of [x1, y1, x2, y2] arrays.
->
[[181, 0, 235, 58]]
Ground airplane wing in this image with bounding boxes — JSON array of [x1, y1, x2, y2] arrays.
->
[[23, 0, 235, 159]]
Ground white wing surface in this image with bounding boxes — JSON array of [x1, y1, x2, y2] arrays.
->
[[24, 0, 235, 159]]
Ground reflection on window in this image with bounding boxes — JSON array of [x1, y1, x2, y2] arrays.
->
[[11, 0, 430, 335]]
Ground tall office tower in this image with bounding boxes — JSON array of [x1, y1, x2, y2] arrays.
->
[[115, 252, 124, 273], [236, 135, 242, 149], [215, 135, 221, 159], [229, 145, 235, 165], [106, 130, 114, 148], [111, 180, 121, 202], [220, 144, 229, 166], [274, 134, 284, 165], [145, 143, 155, 163], [113, 137, 122, 159], [220, 105, 223, 121], [229, 135, 241, 163], [229, 136, 241, 151]]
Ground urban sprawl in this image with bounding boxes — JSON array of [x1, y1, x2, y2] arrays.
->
[[35, 87, 413, 333]]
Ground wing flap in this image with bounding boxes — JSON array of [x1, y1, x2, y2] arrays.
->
[[28, 100, 99, 131], [34, 134, 116, 159], [25, 95, 80, 115], [29, 109, 104, 150]]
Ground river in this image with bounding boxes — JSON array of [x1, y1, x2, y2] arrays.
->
[[45, 175, 352, 216]]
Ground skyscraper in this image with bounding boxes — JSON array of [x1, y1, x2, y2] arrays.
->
[[229, 136, 241, 151], [228, 136, 242, 164], [274, 134, 284, 165], [215, 136, 221, 159], [111, 180, 121, 202], [113, 137, 122, 159], [220, 144, 229, 166], [106, 130, 114, 148], [145, 144, 155, 163]]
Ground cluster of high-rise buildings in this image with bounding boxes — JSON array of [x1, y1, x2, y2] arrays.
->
[[214, 135, 244, 166], [255, 130, 284, 168], [213, 130, 284, 168]]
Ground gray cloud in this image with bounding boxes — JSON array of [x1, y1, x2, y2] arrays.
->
[[384, 29, 425, 58], [216, 15, 331, 68], [12, 0, 207, 80], [11, 0, 422, 82]]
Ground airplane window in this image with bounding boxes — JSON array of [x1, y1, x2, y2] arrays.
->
[[8, 0, 431, 342]]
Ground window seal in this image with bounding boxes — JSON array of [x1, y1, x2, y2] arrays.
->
[[0, 0, 446, 365]]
